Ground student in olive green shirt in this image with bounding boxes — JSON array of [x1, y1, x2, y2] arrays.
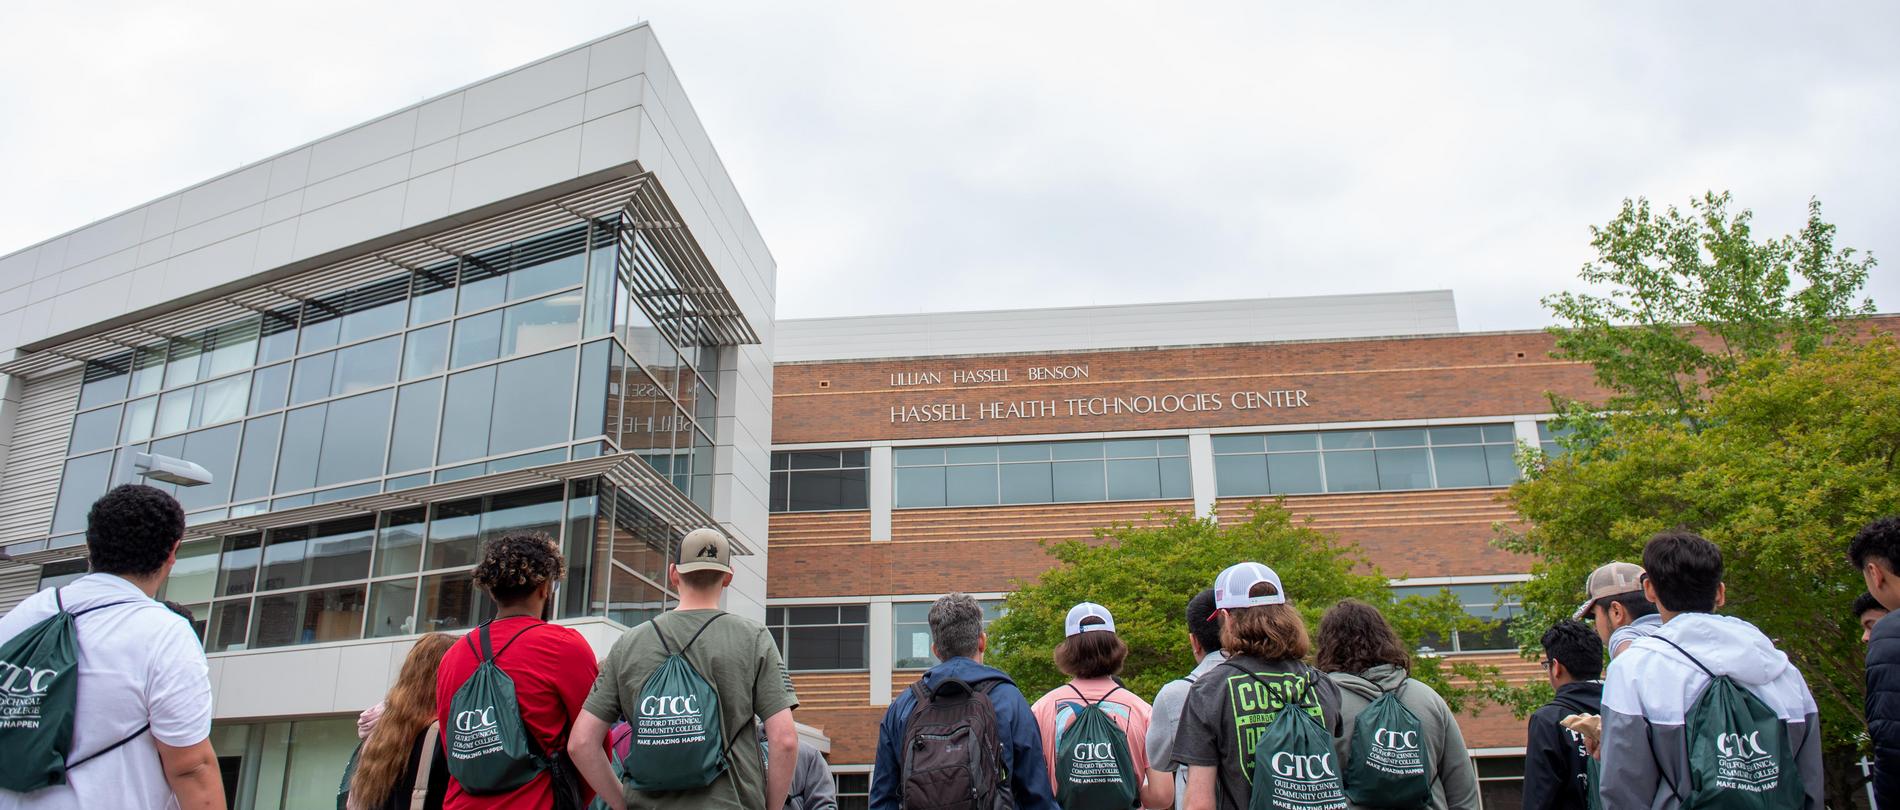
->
[[569, 529, 800, 810]]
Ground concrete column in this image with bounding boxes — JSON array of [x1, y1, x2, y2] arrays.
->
[[1188, 432, 1216, 517], [868, 600, 893, 706], [870, 444, 893, 542]]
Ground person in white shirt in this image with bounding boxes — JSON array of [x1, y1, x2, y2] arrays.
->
[[0, 484, 223, 810]]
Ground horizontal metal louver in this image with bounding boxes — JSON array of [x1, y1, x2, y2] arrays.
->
[[0, 563, 38, 614]]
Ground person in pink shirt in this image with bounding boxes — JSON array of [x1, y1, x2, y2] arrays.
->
[[1030, 603, 1172, 810]]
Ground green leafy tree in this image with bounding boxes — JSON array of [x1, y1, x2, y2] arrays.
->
[[1508, 192, 1884, 802], [1542, 191, 1874, 436], [1502, 339, 1899, 802], [985, 502, 1499, 711]]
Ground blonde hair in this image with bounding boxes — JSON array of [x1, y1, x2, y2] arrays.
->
[[350, 634, 456, 807]]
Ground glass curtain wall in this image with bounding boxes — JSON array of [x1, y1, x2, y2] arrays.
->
[[1212, 424, 1520, 498], [144, 478, 678, 653], [48, 219, 725, 548]]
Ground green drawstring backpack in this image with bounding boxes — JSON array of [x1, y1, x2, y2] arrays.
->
[[0, 589, 152, 793]]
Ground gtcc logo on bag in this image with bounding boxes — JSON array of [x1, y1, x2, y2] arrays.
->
[[1372, 729, 1420, 750], [1715, 731, 1770, 760], [641, 695, 701, 717], [1270, 752, 1336, 780], [454, 707, 498, 733], [1072, 742, 1117, 763], [0, 661, 57, 695]]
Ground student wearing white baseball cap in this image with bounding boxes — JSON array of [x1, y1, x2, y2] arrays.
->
[[1170, 563, 1345, 810], [1029, 603, 1173, 809]]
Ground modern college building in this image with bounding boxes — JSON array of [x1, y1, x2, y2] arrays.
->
[[766, 293, 1597, 809], [4, 23, 1883, 810], [0, 25, 778, 808]]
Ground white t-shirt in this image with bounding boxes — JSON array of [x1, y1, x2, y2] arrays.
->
[[0, 573, 214, 809]]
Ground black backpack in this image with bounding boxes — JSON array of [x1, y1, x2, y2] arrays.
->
[[899, 677, 1012, 809], [0, 589, 153, 792]]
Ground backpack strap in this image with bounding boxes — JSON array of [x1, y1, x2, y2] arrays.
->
[[677, 612, 726, 656], [1649, 636, 1715, 677], [469, 619, 550, 664], [1218, 660, 1316, 715], [66, 723, 153, 771]]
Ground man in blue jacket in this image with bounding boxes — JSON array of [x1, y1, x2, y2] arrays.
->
[[870, 593, 1057, 810]]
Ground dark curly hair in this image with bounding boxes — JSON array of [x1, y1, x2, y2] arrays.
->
[[1855, 591, 1887, 619], [473, 533, 565, 605], [1849, 516, 1900, 572], [1541, 619, 1603, 681], [86, 484, 185, 577], [1315, 599, 1410, 675]]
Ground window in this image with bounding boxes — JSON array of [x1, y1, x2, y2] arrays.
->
[[249, 585, 366, 649], [892, 600, 1005, 669], [769, 451, 870, 513], [388, 380, 442, 474], [1538, 422, 1575, 459], [1391, 581, 1524, 653], [51, 452, 114, 534], [1475, 757, 1525, 810], [767, 605, 869, 671], [1214, 424, 1520, 497], [36, 558, 88, 592], [835, 772, 869, 810], [893, 440, 1189, 509], [45, 221, 628, 545]]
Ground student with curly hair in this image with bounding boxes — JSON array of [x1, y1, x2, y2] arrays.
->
[[1316, 599, 1478, 810], [435, 533, 599, 809], [0, 484, 223, 808], [350, 633, 456, 810]]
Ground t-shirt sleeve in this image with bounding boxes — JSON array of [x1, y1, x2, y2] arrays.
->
[[583, 630, 631, 723], [145, 612, 214, 748], [557, 629, 601, 722], [1146, 682, 1182, 773], [1125, 696, 1153, 778], [752, 626, 798, 720], [1169, 684, 1218, 768]]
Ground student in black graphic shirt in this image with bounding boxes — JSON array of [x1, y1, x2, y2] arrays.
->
[[1523, 620, 1602, 810]]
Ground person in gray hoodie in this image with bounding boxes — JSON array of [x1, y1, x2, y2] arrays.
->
[[1599, 531, 1823, 810], [1316, 599, 1480, 810]]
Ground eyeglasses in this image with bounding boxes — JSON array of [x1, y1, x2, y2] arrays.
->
[[1540, 659, 1554, 671]]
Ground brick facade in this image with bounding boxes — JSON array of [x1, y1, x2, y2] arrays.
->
[[768, 328, 1618, 766]]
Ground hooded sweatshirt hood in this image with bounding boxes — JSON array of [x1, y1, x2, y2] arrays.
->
[[1329, 663, 1408, 702], [920, 655, 1015, 689], [1643, 612, 1792, 686]]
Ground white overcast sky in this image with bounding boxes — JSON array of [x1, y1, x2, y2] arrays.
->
[[1, 2, 1894, 331]]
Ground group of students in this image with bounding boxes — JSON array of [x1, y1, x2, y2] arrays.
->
[[1521, 528, 1884, 810], [335, 525, 825, 810], [0, 483, 821, 810], [869, 562, 1480, 810], [5, 483, 1897, 810]]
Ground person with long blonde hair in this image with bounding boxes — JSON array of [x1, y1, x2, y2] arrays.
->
[[350, 633, 456, 810]]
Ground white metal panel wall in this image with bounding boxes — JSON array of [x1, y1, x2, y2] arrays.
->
[[774, 291, 1461, 362], [0, 369, 80, 545], [0, 563, 38, 614]]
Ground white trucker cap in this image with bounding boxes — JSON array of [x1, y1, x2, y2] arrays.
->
[[1213, 562, 1288, 611], [1064, 602, 1117, 637]]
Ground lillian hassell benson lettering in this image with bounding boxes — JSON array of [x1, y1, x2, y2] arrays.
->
[[890, 390, 1311, 424]]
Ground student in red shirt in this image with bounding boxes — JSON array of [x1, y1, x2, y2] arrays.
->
[[435, 533, 599, 809]]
